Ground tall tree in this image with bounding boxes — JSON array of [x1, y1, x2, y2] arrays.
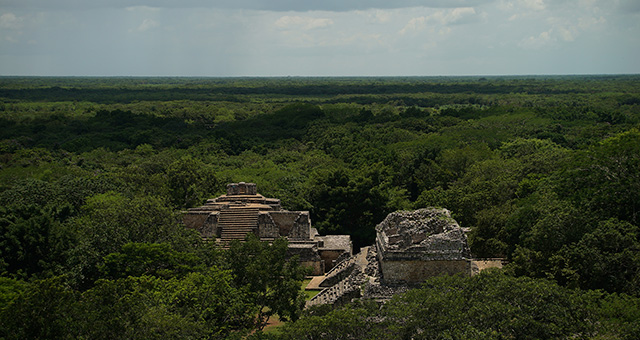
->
[[226, 235, 307, 330]]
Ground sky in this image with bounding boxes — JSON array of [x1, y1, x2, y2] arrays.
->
[[0, 0, 638, 76]]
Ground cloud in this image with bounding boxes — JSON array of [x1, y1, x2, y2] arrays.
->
[[368, 10, 392, 24], [4, 0, 493, 12], [275, 16, 333, 30], [126, 6, 160, 13], [400, 17, 428, 35], [400, 7, 477, 34], [520, 0, 545, 11], [134, 18, 159, 32], [557, 26, 574, 41], [0, 12, 23, 29], [577, 15, 606, 30], [518, 13, 605, 49], [503, 0, 545, 21], [431, 7, 477, 25], [519, 29, 553, 49]]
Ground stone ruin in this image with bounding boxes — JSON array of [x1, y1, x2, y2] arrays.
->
[[376, 208, 471, 284], [306, 208, 504, 308], [183, 182, 352, 275]]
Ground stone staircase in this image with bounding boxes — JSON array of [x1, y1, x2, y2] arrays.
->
[[306, 269, 363, 308], [219, 208, 259, 242], [306, 248, 373, 308], [319, 256, 358, 287]]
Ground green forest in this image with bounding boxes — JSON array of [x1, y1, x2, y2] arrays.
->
[[1, 75, 639, 339]]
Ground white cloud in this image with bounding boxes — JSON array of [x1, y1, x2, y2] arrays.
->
[[521, 0, 545, 11], [557, 26, 575, 41], [431, 7, 476, 25], [130, 18, 159, 32], [275, 16, 334, 30], [126, 6, 160, 13], [369, 10, 391, 23], [0, 12, 25, 44], [399, 7, 476, 35], [0, 12, 23, 29], [399, 16, 427, 35], [519, 29, 553, 49], [522, 13, 606, 48], [578, 15, 606, 30]]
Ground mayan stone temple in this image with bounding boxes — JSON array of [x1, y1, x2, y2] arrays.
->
[[305, 208, 504, 307], [183, 182, 352, 275], [375, 208, 472, 284]]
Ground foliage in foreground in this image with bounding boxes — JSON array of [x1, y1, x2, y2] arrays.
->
[[0, 237, 306, 340], [278, 271, 640, 340]]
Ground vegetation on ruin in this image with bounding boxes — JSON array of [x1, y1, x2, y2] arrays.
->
[[1, 75, 639, 338]]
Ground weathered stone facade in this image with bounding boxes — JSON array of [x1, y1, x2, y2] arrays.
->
[[306, 208, 504, 308], [375, 208, 471, 284], [184, 182, 352, 275]]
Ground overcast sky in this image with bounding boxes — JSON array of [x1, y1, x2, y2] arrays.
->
[[1, 0, 638, 76]]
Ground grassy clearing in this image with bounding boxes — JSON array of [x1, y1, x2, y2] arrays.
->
[[302, 278, 320, 300]]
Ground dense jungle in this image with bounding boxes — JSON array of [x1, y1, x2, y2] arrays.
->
[[1, 75, 639, 339]]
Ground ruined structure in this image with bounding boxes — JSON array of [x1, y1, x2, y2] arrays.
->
[[375, 208, 471, 284], [306, 208, 503, 308], [183, 182, 352, 275]]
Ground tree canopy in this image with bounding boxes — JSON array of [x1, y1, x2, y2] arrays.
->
[[1, 75, 639, 338]]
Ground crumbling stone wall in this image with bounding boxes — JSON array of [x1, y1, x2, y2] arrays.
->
[[376, 208, 470, 259], [287, 244, 324, 276], [256, 211, 311, 240], [376, 208, 472, 284], [318, 249, 345, 272], [183, 211, 210, 230], [269, 212, 298, 236], [379, 259, 470, 284], [226, 182, 257, 195], [257, 213, 279, 238], [288, 212, 311, 240], [200, 212, 219, 238]]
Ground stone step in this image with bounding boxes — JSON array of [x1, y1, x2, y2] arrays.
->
[[220, 231, 254, 236], [219, 218, 256, 222], [219, 224, 256, 227], [219, 214, 257, 218], [221, 229, 255, 233], [217, 208, 259, 244], [306, 279, 359, 308]]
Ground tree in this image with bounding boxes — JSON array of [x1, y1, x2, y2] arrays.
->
[[73, 270, 256, 339], [309, 166, 405, 250], [0, 204, 72, 278], [99, 242, 208, 280], [226, 235, 307, 330], [553, 218, 640, 295], [561, 129, 640, 225], [278, 301, 377, 340], [279, 271, 611, 339], [0, 277, 76, 340], [166, 155, 219, 209], [67, 192, 194, 289]]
